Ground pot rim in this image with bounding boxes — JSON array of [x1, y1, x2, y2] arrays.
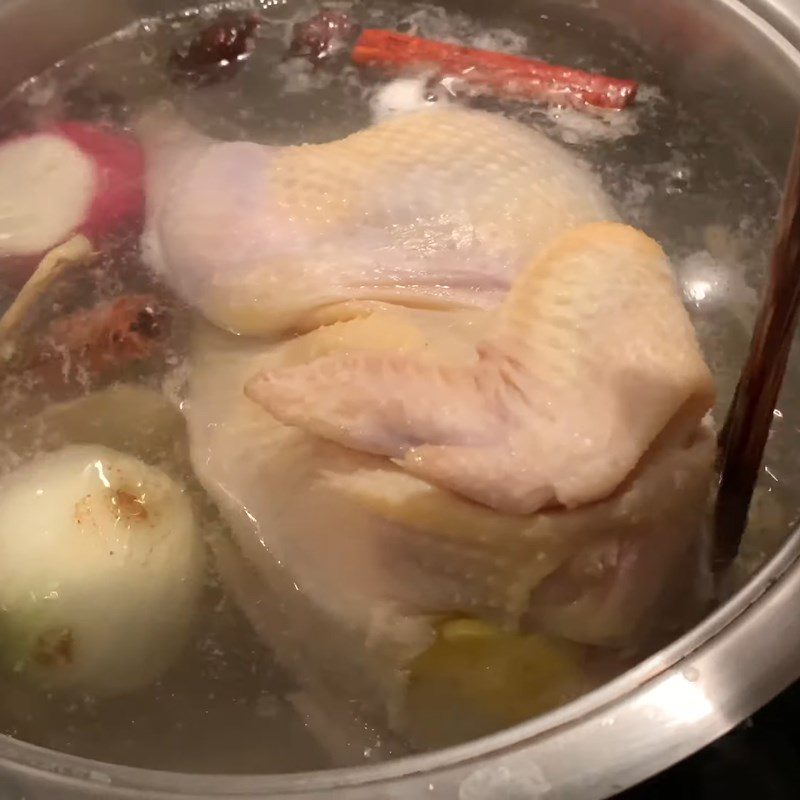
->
[[2, 0, 800, 797]]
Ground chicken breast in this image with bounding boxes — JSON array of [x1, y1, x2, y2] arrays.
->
[[138, 104, 614, 335]]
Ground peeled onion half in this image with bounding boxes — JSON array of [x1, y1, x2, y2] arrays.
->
[[0, 444, 203, 697]]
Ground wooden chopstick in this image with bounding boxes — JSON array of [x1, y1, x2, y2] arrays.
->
[[714, 122, 800, 570]]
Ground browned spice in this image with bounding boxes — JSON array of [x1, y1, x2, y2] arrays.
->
[[21, 293, 168, 379]]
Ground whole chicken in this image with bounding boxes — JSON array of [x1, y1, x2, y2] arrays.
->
[[139, 105, 716, 753]]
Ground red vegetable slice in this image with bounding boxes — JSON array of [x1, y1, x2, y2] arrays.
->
[[51, 122, 144, 240], [0, 123, 143, 268]]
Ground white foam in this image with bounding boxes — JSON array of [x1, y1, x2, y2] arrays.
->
[[396, 4, 527, 54], [677, 246, 758, 317], [468, 29, 528, 55], [369, 77, 443, 122], [540, 105, 639, 144], [274, 59, 336, 95]]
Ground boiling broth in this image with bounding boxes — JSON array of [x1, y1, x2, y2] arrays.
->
[[0, 0, 796, 774]]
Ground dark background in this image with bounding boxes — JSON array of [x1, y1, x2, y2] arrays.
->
[[617, 681, 800, 799]]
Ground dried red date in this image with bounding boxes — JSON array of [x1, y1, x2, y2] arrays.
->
[[169, 12, 262, 86], [288, 9, 361, 67]]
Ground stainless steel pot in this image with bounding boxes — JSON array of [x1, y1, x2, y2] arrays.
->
[[1, 0, 800, 797]]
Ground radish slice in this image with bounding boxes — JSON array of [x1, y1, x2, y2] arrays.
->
[[0, 134, 95, 257], [0, 123, 144, 261]]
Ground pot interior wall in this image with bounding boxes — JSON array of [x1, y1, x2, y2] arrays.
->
[[0, 0, 799, 794]]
